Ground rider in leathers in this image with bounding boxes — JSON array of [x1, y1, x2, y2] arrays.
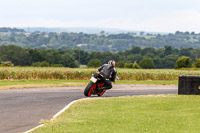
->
[[98, 60, 117, 91]]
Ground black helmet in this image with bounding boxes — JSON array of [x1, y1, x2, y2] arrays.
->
[[108, 60, 115, 66]]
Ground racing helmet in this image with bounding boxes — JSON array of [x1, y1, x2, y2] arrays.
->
[[108, 60, 115, 66]]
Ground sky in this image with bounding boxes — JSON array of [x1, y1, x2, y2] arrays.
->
[[1, 0, 200, 33]]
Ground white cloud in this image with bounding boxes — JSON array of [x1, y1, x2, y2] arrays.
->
[[136, 10, 200, 32]]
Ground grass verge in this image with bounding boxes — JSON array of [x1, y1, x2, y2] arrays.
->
[[31, 95, 200, 133], [0, 80, 88, 89], [118, 80, 177, 85], [0, 80, 177, 89]]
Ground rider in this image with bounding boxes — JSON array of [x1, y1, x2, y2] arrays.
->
[[98, 60, 117, 91]]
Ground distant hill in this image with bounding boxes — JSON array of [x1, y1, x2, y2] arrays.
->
[[0, 27, 199, 52], [22, 27, 140, 34], [0, 27, 24, 32], [22, 27, 166, 35]]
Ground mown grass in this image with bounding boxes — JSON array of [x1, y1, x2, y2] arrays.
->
[[118, 80, 178, 85], [0, 80, 87, 89], [32, 95, 200, 133], [0, 80, 177, 90]]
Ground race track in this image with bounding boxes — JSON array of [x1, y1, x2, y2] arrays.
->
[[0, 84, 177, 133]]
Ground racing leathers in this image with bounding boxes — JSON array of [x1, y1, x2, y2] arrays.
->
[[98, 64, 117, 90]]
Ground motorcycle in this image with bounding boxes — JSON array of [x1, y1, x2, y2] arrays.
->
[[84, 72, 119, 97]]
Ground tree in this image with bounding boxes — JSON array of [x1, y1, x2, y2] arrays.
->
[[184, 31, 190, 35], [0, 45, 30, 66], [158, 54, 178, 68], [132, 61, 141, 69], [124, 63, 133, 68], [175, 56, 192, 69], [164, 46, 173, 55], [175, 31, 183, 35], [74, 49, 89, 65], [62, 54, 79, 68], [140, 32, 144, 35], [194, 58, 200, 68], [46, 50, 63, 65], [100, 31, 105, 34], [32, 61, 50, 67], [124, 46, 141, 55], [191, 32, 195, 35], [179, 48, 191, 57], [139, 58, 155, 69], [87, 59, 101, 67], [116, 61, 125, 68], [141, 47, 155, 55], [28, 49, 45, 64]]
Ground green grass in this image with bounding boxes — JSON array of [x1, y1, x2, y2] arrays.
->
[[0, 80, 87, 86], [118, 80, 178, 85], [0, 80, 88, 89], [32, 95, 200, 133], [0, 80, 177, 89]]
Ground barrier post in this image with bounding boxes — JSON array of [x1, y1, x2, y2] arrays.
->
[[178, 75, 200, 95]]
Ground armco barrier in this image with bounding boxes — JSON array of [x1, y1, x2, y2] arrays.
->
[[178, 75, 200, 95]]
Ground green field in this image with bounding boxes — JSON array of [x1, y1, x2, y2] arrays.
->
[[0, 67, 200, 80], [0, 80, 88, 89], [32, 95, 200, 133], [0, 67, 198, 89], [0, 80, 178, 89]]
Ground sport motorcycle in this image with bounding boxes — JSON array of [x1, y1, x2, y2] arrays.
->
[[84, 72, 119, 97]]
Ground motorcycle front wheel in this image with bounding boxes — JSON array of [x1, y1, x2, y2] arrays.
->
[[84, 81, 96, 96]]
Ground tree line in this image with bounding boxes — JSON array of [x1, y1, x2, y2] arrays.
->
[[0, 27, 24, 32], [1, 45, 200, 69]]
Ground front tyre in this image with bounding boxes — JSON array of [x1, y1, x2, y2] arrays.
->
[[84, 81, 96, 96]]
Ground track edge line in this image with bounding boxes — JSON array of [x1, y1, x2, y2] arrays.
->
[[23, 98, 86, 133]]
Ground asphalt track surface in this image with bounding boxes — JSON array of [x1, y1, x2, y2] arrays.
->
[[0, 84, 177, 133]]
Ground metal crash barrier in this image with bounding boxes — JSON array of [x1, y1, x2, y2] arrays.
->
[[178, 75, 200, 95]]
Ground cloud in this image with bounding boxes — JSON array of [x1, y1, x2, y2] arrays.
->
[[136, 10, 200, 32], [0, 0, 200, 32]]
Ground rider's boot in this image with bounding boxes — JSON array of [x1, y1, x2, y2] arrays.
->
[[97, 87, 106, 92]]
